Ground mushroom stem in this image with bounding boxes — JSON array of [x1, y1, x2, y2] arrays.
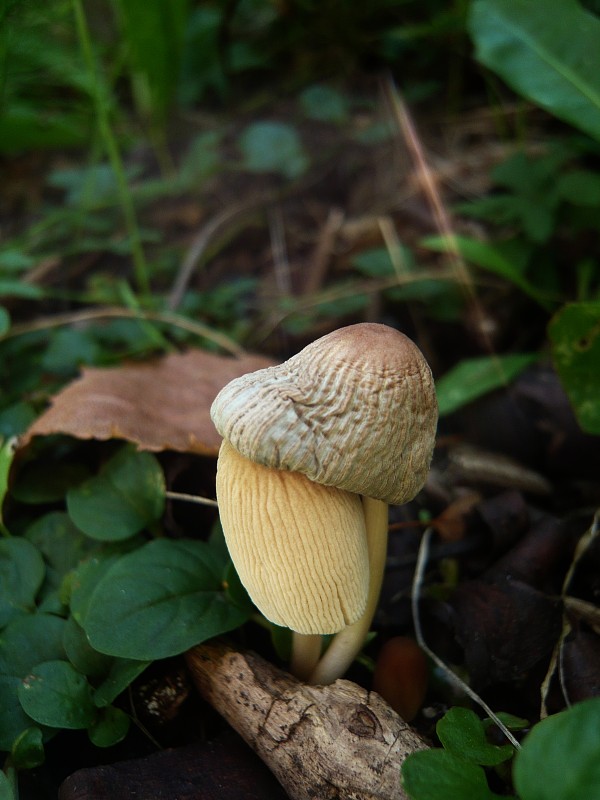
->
[[308, 497, 389, 685], [290, 633, 323, 681]]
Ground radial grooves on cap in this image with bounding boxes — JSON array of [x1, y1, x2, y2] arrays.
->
[[211, 323, 437, 505], [215, 440, 369, 635]]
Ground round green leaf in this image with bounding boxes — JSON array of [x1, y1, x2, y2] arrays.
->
[[0, 771, 14, 798], [437, 708, 514, 766], [93, 658, 150, 708], [25, 512, 97, 593], [63, 615, 114, 679], [0, 402, 37, 437], [0, 614, 66, 750], [401, 749, 503, 800], [88, 706, 130, 747], [67, 446, 165, 541], [0, 437, 17, 537], [11, 726, 45, 770], [82, 539, 250, 659], [18, 660, 96, 730], [68, 554, 125, 624], [0, 307, 10, 336], [300, 85, 349, 123], [0, 675, 36, 752], [0, 613, 67, 678], [239, 121, 309, 178], [0, 538, 45, 626], [514, 698, 600, 800], [549, 302, 600, 435]]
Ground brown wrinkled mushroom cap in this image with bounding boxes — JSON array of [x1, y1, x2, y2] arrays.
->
[[211, 323, 437, 505], [216, 440, 369, 634]]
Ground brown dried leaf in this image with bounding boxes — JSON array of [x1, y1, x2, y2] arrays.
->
[[20, 350, 275, 455], [450, 578, 562, 689], [432, 491, 481, 542]]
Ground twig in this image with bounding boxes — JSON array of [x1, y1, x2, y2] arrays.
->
[[382, 75, 496, 356], [165, 490, 218, 508], [167, 199, 267, 312], [302, 208, 345, 296], [540, 509, 600, 717], [411, 527, 521, 750], [0, 306, 244, 357]]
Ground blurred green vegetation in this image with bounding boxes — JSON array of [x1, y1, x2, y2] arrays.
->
[[0, 0, 599, 429], [1, 2, 600, 794]]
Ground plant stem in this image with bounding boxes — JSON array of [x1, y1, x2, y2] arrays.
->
[[71, 0, 151, 299], [290, 633, 322, 681], [309, 497, 388, 685]]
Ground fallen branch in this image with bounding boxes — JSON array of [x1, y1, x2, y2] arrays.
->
[[186, 641, 428, 800]]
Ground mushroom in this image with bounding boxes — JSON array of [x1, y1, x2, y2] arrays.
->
[[210, 323, 437, 684]]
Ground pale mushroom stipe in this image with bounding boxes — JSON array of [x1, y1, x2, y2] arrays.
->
[[210, 323, 438, 684]]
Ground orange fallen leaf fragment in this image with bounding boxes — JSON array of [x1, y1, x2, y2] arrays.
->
[[19, 349, 275, 455], [373, 636, 429, 722]]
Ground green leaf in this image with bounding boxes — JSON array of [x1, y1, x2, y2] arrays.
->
[[484, 712, 529, 732], [0, 614, 67, 678], [557, 170, 600, 206], [514, 698, 600, 800], [88, 706, 130, 747], [0, 108, 88, 155], [0, 675, 37, 752], [0, 307, 10, 336], [0, 538, 46, 627], [18, 660, 96, 730], [179, 131, 222, 184], [300, 85, 349, 123], [401, 749, 504, 800], [239, 121, 309, 179], [548, 302, 600, 435], [469, 0, 600, 142], [82, 539, 249, 660], [11, 726, 45, 770], [93, 658, 150, 708], [0, 280, 43, 299], [0, 615, 68, 748], [113, 0, 189, 123], [437, 708, 514, 766], [67, 446, 165, 541], [0, 436, 16, 535], [68, 554, 126, 624], [0, 770, 15, 800], [435, 354, 537, 416], [41, 328, 101, 375], [25, 512, 97, 593], [63, 615, 114, 679], [0, 249, 35, 273], [421, 234, 553, 309], [0, 402, 37, 437]]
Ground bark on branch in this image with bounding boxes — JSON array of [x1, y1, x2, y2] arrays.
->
[[185, 641, 428, 800]]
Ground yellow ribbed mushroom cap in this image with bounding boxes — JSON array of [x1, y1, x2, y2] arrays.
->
[[215, 440, 369, 634]]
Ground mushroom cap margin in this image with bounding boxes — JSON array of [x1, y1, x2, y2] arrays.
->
[[215, 440, 370, 635]]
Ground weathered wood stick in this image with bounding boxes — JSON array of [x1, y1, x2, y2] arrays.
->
[[185, 642, 428, 800]]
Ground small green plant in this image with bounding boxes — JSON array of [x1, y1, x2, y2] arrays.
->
[[0, 441, 251, 785], [401, 699, 600, 799]]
